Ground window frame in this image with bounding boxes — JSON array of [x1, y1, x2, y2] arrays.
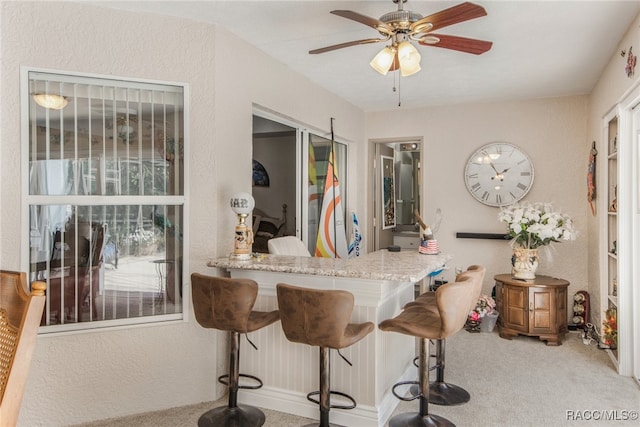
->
[[20, 66, 190, 334]]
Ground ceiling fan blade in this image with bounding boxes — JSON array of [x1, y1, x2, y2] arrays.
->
[[411, 2, 487, 34], [331, 10, 394, 35], [309, 38, 386, 54], [419, 34, 493, 55]]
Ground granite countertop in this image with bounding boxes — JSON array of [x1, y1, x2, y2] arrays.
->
[[208, 250, 451, 283]]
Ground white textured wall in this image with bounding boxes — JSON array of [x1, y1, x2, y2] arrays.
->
[[0, 2, 364, 425], [367, 96, 589, 301]]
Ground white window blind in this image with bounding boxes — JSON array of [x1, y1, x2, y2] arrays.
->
[[24, 69, 187, 332]]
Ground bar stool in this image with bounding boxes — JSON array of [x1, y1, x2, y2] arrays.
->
[[379, 275, 476, 427], [405, 265, 485, 406], [276, 283, 374, 427], [191, 273, 280, 427]]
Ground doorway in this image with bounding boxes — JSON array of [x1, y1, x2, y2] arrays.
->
[[252, 112, 350, 256], [370, 138, 422, 251], [252, 115, 296, 253]]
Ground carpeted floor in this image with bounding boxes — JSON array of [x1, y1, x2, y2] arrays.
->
[[73, 329, 639, 427]]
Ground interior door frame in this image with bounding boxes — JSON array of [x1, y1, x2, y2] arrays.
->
[[631, 100, 640, 385], [368, 137, 423, 252], [616, 82, 640, 381]]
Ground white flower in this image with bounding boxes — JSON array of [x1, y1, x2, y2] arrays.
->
[[499, 202, 576, 249]]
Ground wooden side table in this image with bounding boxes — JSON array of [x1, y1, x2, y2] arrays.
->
[[494, 274, 569, 346]]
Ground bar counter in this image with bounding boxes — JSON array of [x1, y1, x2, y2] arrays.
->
[[207, 250, 451, 426]]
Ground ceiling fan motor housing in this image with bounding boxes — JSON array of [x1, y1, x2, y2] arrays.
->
[[380, 10, 422, 32]]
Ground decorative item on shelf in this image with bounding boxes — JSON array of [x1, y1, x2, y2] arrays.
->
[[609, 185, 617, 212], [414, 209, 439, 255], [611, 240, 617, 255], [625, 45, 636, 78], [571, 291, 590, 330], [229, 192, 255, 260], [587, 141, 597, 216], [612, 278, 617, 296], [602, 307, 617, 349], [498, 202, 576, 280], [419, 237, 440, 255], [465, 294, 497, 333], [381, 155, 396, 229]]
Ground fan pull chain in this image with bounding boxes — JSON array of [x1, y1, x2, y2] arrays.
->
[[397, 70, 401, 107], [391, 69, 401, 107]]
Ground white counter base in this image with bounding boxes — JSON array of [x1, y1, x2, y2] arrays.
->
[[208, 251, 450, 426]]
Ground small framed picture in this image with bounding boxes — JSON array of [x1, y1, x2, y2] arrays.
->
[[381, 156, 396, 229]]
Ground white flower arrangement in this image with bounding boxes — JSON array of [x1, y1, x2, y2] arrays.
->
[[498, 202, 576, 249]]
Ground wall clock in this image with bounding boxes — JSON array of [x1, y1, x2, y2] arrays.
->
[[464, 142, 534, 207]]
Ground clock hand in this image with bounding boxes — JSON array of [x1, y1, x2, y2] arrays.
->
[[489, 163, 505, 181], [482, 151, 501, 177]]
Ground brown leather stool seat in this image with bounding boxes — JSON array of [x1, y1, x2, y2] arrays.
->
[[379, 275, 476, 427], [191, 273, 280, 427], [403, 265, 486, 406], [276, 283, 374, 427]]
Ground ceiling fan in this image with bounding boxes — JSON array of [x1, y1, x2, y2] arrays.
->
[[310, 0, 493, 76]]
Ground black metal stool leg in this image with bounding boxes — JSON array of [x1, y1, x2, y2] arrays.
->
[[410, 339, 470, 406], [429, 339, 470, 406], [198, 331, 266, 427], [319, 346, 330, 427], [388, 338, 454, 427], [303, 347, 354, 427]]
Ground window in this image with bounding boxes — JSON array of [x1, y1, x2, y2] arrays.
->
[[23, 69, 187, 332]]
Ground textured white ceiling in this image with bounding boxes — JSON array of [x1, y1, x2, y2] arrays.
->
[[88, 1, 640, 112]]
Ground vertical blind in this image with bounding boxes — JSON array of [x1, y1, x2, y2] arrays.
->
[[26, 70, 186, 331]]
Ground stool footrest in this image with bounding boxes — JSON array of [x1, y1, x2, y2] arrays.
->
[[217, 373, 263, 390], [391, 380, 421, 402], [306, 390, 357, 410], [413, 354, 438, 368]]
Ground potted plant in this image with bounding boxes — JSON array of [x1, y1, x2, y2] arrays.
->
[[466, 294, 498, 333], [498, 202, 576, 279]]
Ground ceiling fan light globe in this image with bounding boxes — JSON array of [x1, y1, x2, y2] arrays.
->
[[400, 61, 421, 77], [397, 41, 419, 60], [397, 41, 421, 76], [370, 47, 395, 75]]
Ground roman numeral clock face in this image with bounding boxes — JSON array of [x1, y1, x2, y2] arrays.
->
[[464, 142, 534, 207]]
